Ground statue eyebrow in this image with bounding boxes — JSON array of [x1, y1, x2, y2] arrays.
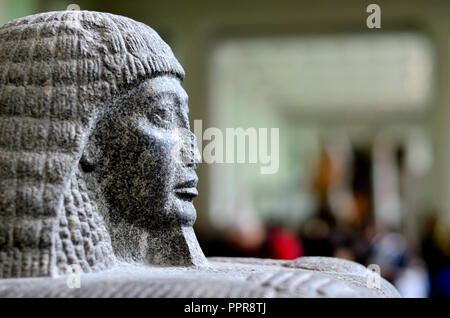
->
[[150, 91, 180, 103], [150, 91, 188, 113]]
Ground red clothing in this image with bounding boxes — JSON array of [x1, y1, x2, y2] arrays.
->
[[265, 228, 304, 260]]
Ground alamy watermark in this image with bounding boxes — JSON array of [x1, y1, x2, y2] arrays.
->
[[66, 264, 82, 289], [366, 264, 381, 289], [171, 120, 279, 174], [67, 4, 81, 11], [366, 4, 381, 29]]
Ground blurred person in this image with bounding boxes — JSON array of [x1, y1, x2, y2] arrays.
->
[[306, 142, 351, 257], [199, 211, 267, 258], [367, 227, 408, 283], [367, 221, 432, 297], [301, 217, 334, 257], [312, 149, 338, 228], [307, 143, 375, 258], [333, 247, 356, 261], [372, 137, 404, 231], [432, 267, 450, 298], [201, 213, 304, 260], [347, 149, 374, 231], [260, 224, 304, 260], [421, 213, 450, 297], [395, 258, 430, 298]]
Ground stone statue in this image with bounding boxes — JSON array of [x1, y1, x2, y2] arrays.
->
[[0, 10, 400, 297]]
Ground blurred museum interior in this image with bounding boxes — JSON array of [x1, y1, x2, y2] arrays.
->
[[0, 0, 449, 297]]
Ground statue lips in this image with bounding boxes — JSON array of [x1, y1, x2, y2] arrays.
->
[[174, 173, 198, 202]]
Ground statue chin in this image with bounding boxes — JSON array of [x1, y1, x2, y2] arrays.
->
[[0, 10, 401, 298], [175, 199, 197, 227]]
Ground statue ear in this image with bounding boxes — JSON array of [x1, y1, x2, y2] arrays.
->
[[80, 140, 98, 173]]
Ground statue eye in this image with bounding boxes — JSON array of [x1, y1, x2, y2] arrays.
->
[[148, 106, 172, 128]]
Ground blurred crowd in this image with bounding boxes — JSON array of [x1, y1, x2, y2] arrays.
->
[[200, 140, 450, 298]]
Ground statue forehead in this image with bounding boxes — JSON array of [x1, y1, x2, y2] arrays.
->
[[138, 76, 188, 101], [115, 76, 191, 129]]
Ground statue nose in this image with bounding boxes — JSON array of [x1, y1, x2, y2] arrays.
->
[[188, 132, 201, 169], [176, 129, 200, 169]]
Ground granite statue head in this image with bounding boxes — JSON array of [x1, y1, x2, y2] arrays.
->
[[0, 10, 206, 278]]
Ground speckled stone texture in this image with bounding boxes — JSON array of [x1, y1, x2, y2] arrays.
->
[[0, 10, 400, 297]]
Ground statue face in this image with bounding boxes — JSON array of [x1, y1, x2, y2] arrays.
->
[[91, 75, 199, 229]]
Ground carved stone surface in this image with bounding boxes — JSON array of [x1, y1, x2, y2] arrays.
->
[[0, 10, 400, 297]]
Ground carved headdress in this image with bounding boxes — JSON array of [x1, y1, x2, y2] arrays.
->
[[0, 10, 184, 278]]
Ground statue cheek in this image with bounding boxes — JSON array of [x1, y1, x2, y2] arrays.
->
[[130, 130, 178, 188], [133, 118, 179, 157], [146, 133, 175, 162]]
